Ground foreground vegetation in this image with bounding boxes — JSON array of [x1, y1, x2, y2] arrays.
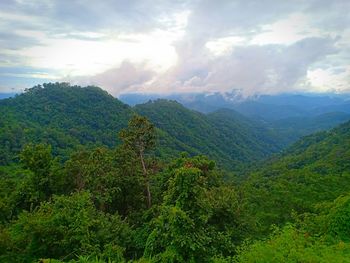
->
[[1, 84, 350, 262]]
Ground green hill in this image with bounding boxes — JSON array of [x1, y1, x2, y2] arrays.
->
[[245, 120, 350, 232], [135, 100, 283, 170], [0, 83, 284, 171], [0, 83, 133, 163]]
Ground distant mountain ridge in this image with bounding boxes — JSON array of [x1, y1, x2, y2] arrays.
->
[[120, 91, 350, 144], [119, 91, 350, 120]]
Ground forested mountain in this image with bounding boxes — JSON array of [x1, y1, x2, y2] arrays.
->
[[0, 83, 133, 164], [135, 100, 282, 170], [227, 120, 350, 261], [1, 83, 350, 262], [120, 91, 350, 118], [0, 83, 284, 171], [244, 120, 350, 233], [3, 86, 348, 165], [121, 92, 350, 143]]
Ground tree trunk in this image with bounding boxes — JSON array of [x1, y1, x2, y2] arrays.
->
[[140, 151, 152, 208]]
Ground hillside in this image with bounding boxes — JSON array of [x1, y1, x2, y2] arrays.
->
[[0, 83, 133, 163], [245, 120, 350, 232], [120, 92, 350, 119], [135, 99, 283, 170], [264, 120, 350, 176], [0, 83, 284, 171], [121, 92, 350, 146], [1, 84, 350, 262]]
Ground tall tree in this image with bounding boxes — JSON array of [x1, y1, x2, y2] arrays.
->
[[144, 156, 215, 262], [119, 115, 156, 208], [19, 143, 55, 203]]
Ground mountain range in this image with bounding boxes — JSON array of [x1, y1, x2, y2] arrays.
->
[[121, 91, 350, 144], [1, 83, 349, 172], [0, 83, 281, 171]]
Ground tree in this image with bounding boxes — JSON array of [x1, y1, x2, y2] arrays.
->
[[65, 147, 145, 216], [0, 192, 131, 262], [233, 224, 350, 263], [144, 156, 217, 262], [65, 147, 120, 212], [19, 143, 56, 204], [119, 115, 156, 208]]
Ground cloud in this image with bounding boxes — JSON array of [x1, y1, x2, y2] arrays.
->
[[145, 37, 338, 96], [0, 0, 190, 34], [69, 61, 156, 95], [0, 0, 349, 96], [0, 32, 41, 50]]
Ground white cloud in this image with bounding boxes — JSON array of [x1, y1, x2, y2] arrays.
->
[[0, 0, 349, 96], [307, 67, 350, 93], [146, 37, 337, 96], [69, 61, 155, 95], [0, 72, 60, 79], [205, 36, 246, 56], [251, 13, 324, 45], [18, 32, 179, 76]]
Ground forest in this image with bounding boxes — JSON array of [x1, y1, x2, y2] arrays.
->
[[1, 83, 350, 262]]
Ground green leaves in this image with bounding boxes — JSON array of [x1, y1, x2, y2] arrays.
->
[[234, 224, 350, 263], [144, 156, 240, 262], [119, 115, 156, 208], [119, 115, 156, 155], [327, 194, 350, 242], [19, 143, 61, 205], [0, 83, 133, 165], [1, 192, 131, 262]]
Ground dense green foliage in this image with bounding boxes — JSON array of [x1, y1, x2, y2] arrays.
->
[[233, 191, 350, 263], [119, 115, 156, 208], [1, 192, 130, 262], [1, 83, 350, 262], [0, 83, 132, 164], [0, 83, 286, 171], [143, 156, 251, 262], [244, 121, 350, 234], [233, 224, 350, 263]]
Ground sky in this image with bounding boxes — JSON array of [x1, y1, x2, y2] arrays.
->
[[0, 0, 349, 97]]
